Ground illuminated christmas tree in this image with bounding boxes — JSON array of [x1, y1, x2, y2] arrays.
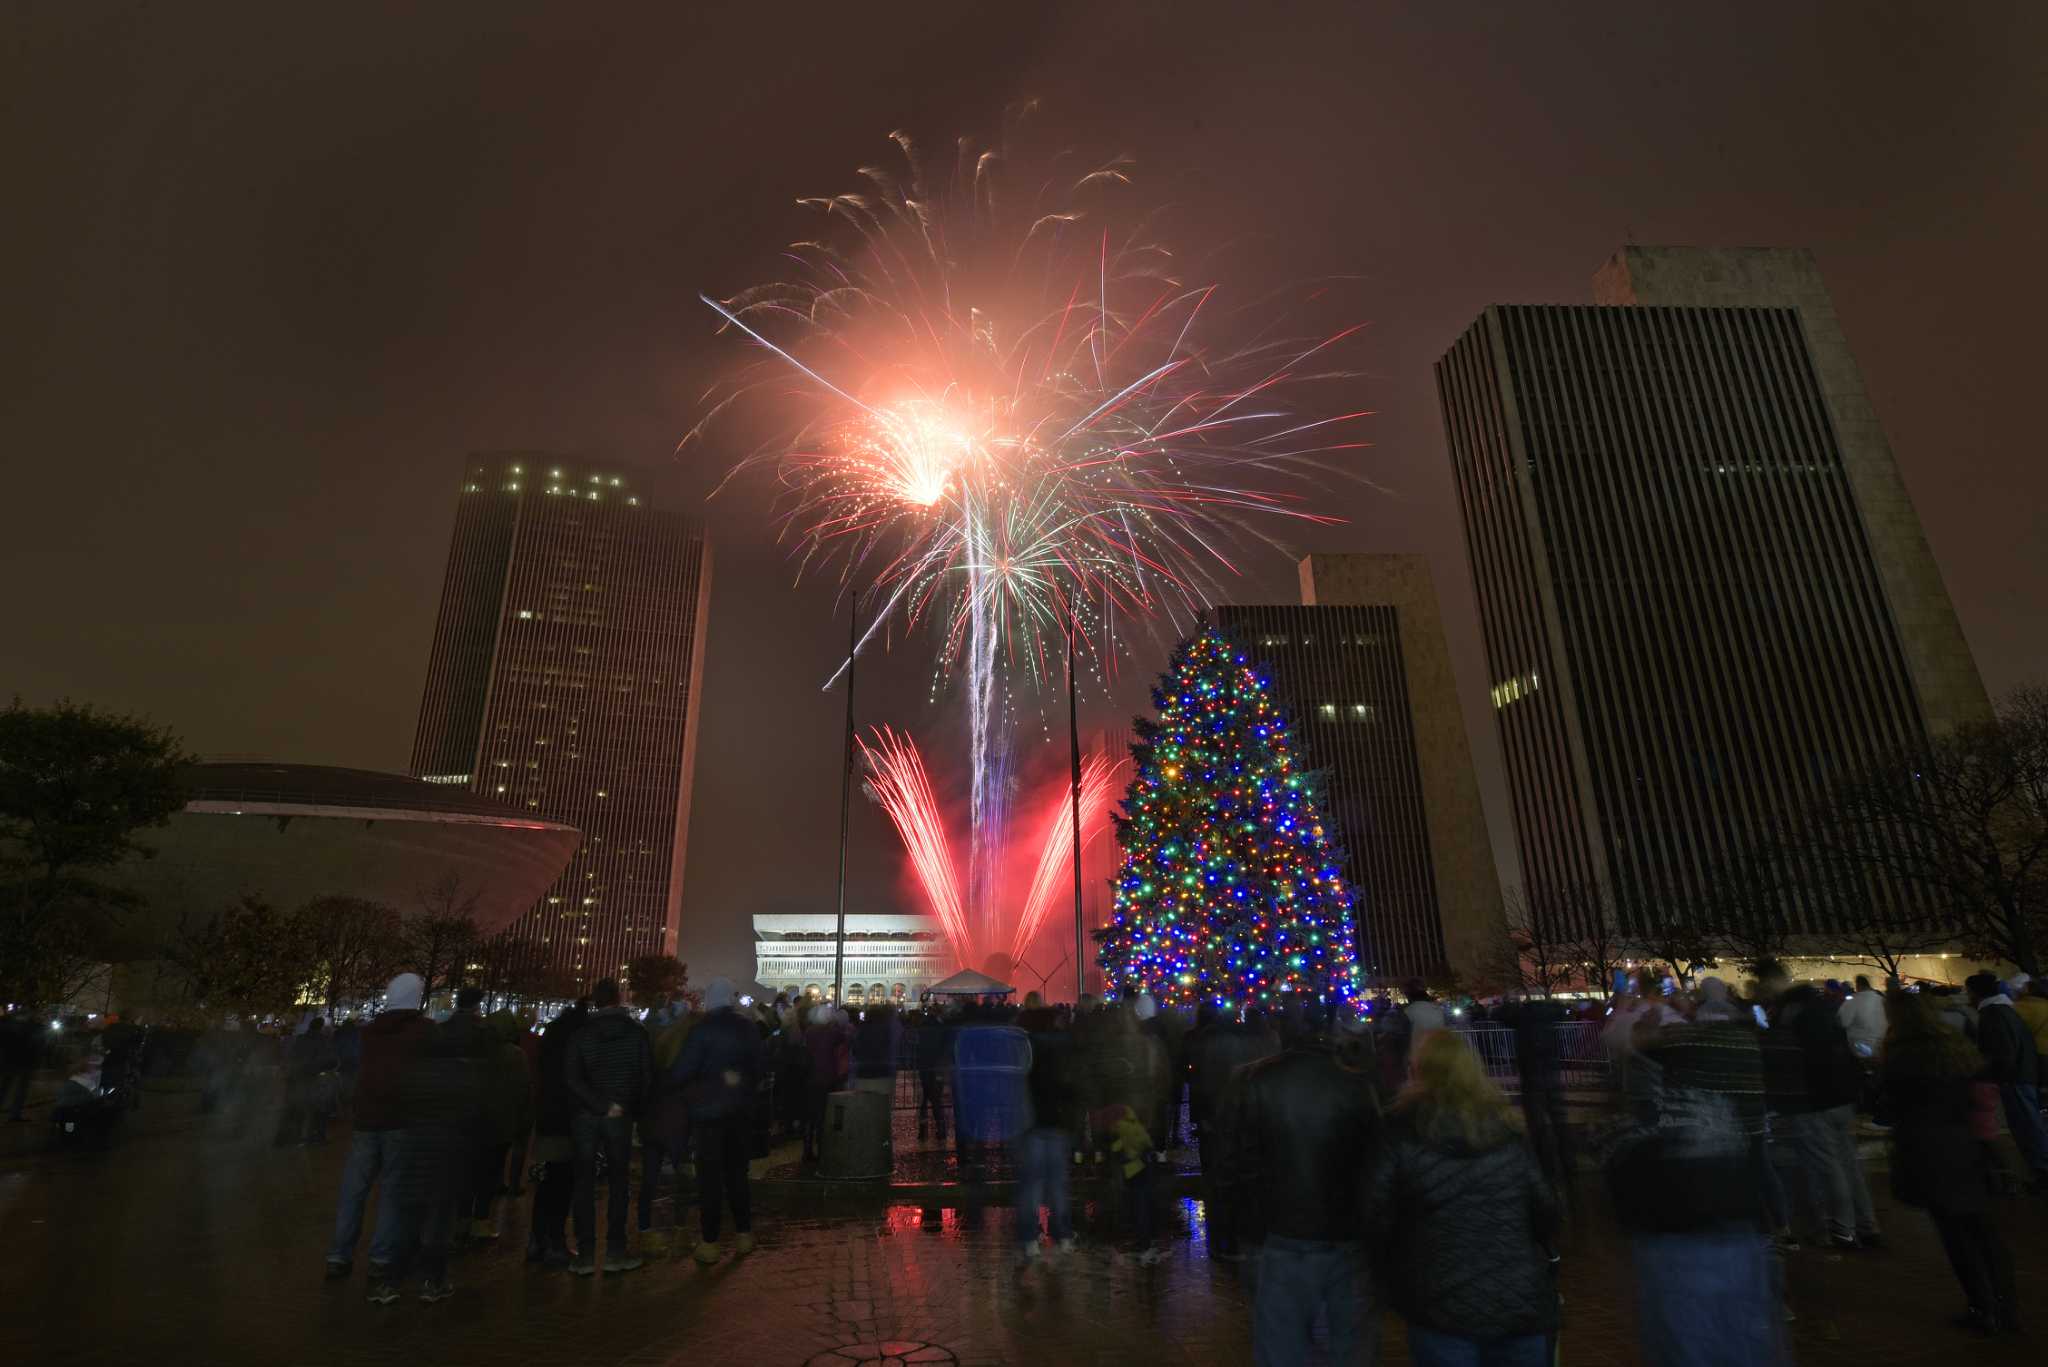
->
[[1098, 625, 1361, 1008]]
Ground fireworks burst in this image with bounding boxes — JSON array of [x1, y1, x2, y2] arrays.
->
[[691, 118, 1369, 953]]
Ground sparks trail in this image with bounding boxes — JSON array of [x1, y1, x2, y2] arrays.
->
[[689, 118, 1370, 958]]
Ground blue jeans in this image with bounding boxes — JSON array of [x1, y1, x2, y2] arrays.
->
[[1631, 1229, 1783, 1367], [1253, 1235, 1374, 1367], [1014, 1127, 1072, 1247], [327, 1128, 409, 1269], [1409, 1326, 1548, 1367], [1999, 1083, 2048, 1177]]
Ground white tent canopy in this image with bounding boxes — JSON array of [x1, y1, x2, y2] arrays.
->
[[923, 968, 1016, 998]]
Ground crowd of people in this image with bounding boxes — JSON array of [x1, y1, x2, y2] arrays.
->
[[67, 955, 2037, 1358], [314, 971, 765, 1302]]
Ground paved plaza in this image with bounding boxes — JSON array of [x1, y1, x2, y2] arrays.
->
[[2, 1089, 2042, 1366]]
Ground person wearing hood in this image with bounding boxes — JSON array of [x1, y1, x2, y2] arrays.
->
[[389, 991, 488, 1303], [1692, 977, 1741, 1023], [1967, 971, 2046, 1189], [326, 973, 432, 1289], [1840, 976, 1889, 1059], [669, 976, 766, 1264], [564, 978, 653, 1275], [1225, 1004, 1383, 1365], [1365, 1030, 1559, 1367]]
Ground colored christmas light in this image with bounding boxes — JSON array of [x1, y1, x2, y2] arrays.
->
[[1097, 626, 1360, 1008]]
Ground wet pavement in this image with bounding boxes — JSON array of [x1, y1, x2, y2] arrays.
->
[[2, 1084, 2043, 1365]]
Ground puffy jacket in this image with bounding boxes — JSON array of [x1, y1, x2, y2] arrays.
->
[[1187, 1019, 1281, 1128], [1976, 1001, 2039, 1087], [352, 1009, 431, 1132], [566, 1008, 652, 1118], [535, 1005, 589, 1137], [806, 1019, 852, 1089], [1364, 1112, 1560, 1339], [1224, 1041, 1381, 1243], [670, 1008, 767, 1121], [1883, 1069, 1992, 1215]]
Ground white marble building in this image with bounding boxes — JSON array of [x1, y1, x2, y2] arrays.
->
[[752, 912, 952, 1003]]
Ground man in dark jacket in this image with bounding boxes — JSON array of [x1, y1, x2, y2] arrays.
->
[[1187, 1005, 1280, 1261], [327, 973, 433, 1289], [564, 978, 651, 1275], [1969, 972, 2048, 1187], [527, 1000, 589, 1266], [1777, 986, 1880, 1248], [670, 977, 765, 1264], [1224, 1005, 1381, 1367]]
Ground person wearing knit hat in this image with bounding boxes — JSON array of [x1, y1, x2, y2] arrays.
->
[[326, 972, 432, 1297]]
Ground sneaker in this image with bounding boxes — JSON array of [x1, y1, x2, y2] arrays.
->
[[471, 1218, 500, 1242], [1137, 1247, 1167, 1266], [1829, 1235, 1859, 1252], [365, 1280, 400, 1306], [603, 1254, 644, 1274], [1055, 1236, 1078, 1256], [570, 1257, 596, 1277], [324, 1259, 352, 1280], [735, 1232, 755, 1255], [418, 1279, 455, 1303], [692, 1241, 721, 1265]]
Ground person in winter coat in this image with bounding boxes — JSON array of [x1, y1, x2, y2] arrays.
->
[[912, 1006, 950, 1143], [326, 974, 432, 1287], [1186, 1005, 1281, 1260], [639, 1006, 698, 1253], [1880, 994, 2016, 1333], [1607, 1014, 1780, 1367], [564, 978, 653, 1275], [1225, 1006, 1382, 1366], [1775, 986, 1880, 1248], [467, 1011, 532, 1241], [1967, 972, 2047, 1189], [385, 1005, 487, 1303], [526, 1001, 589, 1267], [669, 977, 766, 1264], [802, 1003, 852, 1163], [1364, 1030, 1559, 1367], [851, 1003, 901, 1097]]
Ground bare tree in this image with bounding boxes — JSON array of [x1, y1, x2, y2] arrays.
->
[[299, 895, 403, 1012], [1818, 688, 2048, 976], [403, 873, 482, 1004], [1496, 886, 1582, 998]]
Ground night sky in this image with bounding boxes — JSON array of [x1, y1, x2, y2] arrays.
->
[[7, 3, 2043, 984]]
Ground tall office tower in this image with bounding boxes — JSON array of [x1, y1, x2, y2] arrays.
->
[[1436, 247, 1988, 930], [1216, 559, 1504, 985], [412, 453, 713, 982]]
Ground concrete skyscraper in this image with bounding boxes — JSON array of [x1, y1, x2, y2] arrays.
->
[[412, 453, 713, 982], [1435, 247, 1988, 932], [1217, 553, 1504, 985]]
